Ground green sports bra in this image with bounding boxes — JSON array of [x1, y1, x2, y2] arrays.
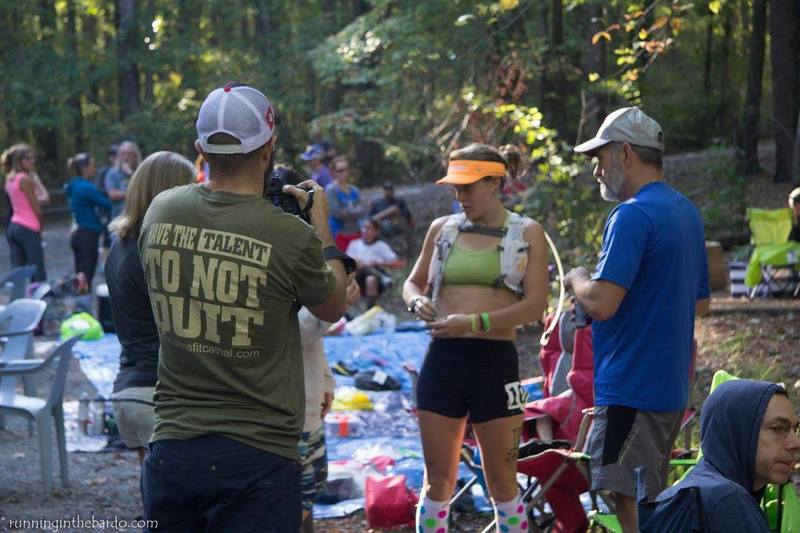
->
[[443, 241, 502, 288]]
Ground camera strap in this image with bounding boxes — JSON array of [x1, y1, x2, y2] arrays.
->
[[302, 188, 315, 221]]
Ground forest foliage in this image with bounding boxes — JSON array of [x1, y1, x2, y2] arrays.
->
[[1, 0, 798, 254]]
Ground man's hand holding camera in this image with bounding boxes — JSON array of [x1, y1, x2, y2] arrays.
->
[[283, 180, 333, 244]]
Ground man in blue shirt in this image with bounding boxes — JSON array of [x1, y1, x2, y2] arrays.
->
[[565, 106, 710, 533]]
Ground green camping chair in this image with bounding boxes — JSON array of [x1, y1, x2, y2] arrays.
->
[[744, 208, 800, 297]]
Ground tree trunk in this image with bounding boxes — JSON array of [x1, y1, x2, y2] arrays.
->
[[716, 5, 733, 136], [540, 0, 567, 135], [577, 1, 606, 144], [739, 0, 767, 175], [548, 0, 567, 135], [36, 0, 59, 173], [66, 0, 84, 151], [769, 0, 800, 182], [117, 0, 140, 120], [143, 0, 155, 103], [702, 12, 714, 92]]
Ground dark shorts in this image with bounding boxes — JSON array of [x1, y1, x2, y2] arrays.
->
[[416, 338, 527, 423], [587, 405, 683, 498], [355, 266, 392, 293], [142, 434, 301, 532]]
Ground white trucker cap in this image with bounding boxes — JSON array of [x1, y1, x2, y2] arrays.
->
[[196, 82, 277, 154], [574, 106, 664, 155]]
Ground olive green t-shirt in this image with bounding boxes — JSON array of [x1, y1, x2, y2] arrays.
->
[[139, 184, 335, 459]]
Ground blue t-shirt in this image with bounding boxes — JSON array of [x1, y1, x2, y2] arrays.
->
[[104, 167, 130, 218], [591, 182, 709, 412]]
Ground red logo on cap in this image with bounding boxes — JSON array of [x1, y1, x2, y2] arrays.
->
[[265, 106, 275, 130]]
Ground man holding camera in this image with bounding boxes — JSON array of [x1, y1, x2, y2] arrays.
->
[[139, 82, 349, 531]]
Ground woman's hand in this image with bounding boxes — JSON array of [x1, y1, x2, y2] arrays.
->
[[428, 314, 472, 338], [410, 295, 438, 322]]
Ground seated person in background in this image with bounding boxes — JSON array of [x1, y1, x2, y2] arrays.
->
[[789, 187, 800, 242], [651, 379, 800, 532], [346, 219, 405, 306], [369, 181, 414, 238]]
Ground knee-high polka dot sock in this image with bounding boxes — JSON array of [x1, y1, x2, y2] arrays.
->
[[416, 495, 450, 532], [493, 494, 528, 532]]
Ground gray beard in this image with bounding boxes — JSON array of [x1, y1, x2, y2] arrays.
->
[[600, 162, 625, 202], [600, 181, 620, 202]]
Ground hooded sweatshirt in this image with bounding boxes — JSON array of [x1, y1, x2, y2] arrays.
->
[[655, 379, 780, 532], [65, 176, 112, 234]]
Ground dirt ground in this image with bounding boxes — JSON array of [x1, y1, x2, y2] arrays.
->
[[0, 144, 798, 532]]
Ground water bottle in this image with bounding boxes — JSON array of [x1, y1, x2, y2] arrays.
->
[[86, 398, 106, 436]]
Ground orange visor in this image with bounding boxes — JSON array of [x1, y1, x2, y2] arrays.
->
[[436, 160, 506, 185]]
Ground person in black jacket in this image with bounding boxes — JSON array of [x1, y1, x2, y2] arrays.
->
[[651, 379, 800, 532], [106, 151, 196, 461]]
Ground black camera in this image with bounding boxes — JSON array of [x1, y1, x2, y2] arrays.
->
[[264, 168, 310, 222]]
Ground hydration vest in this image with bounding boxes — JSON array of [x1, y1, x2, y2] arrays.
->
[[427, 211, 530, 301]]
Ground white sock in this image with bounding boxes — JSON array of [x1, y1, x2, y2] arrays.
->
[[416, 494, 450, 532], [493, 493, 528, 532]]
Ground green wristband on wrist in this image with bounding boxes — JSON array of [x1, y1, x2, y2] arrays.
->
[[469, 314, 479, 333], [480, 312, 491, 332]]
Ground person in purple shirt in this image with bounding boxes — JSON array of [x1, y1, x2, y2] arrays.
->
[[300, 144, 333, 189]]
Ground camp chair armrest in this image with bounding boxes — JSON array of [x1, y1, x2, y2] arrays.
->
[[0, 326, 40, 338], [669, 458, 698, 467], [0, 357, 47, 375]]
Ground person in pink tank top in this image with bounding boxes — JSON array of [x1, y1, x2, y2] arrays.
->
[[1, 144, 47, 281]]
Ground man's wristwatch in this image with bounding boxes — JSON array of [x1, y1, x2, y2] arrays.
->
[[323, 246, 357, 275]]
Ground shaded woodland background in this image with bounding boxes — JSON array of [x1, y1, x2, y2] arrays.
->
[[1, 0, 799, 257]]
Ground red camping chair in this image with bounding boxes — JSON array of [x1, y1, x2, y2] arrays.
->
[[452, 307, 594, 533], [524, 310, 594, 442]]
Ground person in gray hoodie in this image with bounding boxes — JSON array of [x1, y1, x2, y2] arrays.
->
[[649, 379, 800, 532]]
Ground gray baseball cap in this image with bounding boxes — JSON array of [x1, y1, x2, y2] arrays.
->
[[574, 106, 664, 155]]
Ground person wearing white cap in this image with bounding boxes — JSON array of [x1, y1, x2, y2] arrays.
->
[[138, 81, 349, 532], [564, 107, 711, 532], [789, 187, 800, 242]]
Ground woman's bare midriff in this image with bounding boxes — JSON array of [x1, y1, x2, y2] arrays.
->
[[435, 285, 520, 341]]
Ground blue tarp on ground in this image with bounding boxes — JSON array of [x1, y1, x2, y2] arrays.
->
[[68, 329, 544, 517]]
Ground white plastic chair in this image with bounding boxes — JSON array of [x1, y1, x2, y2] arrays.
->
[[0, 298, 48, 431], [0, 336, 80, 496]]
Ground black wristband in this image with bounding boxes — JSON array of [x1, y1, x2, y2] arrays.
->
[[323, 246, 357, 275]]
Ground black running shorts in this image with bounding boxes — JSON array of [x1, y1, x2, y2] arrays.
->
[[416, 337, 527, 423]]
